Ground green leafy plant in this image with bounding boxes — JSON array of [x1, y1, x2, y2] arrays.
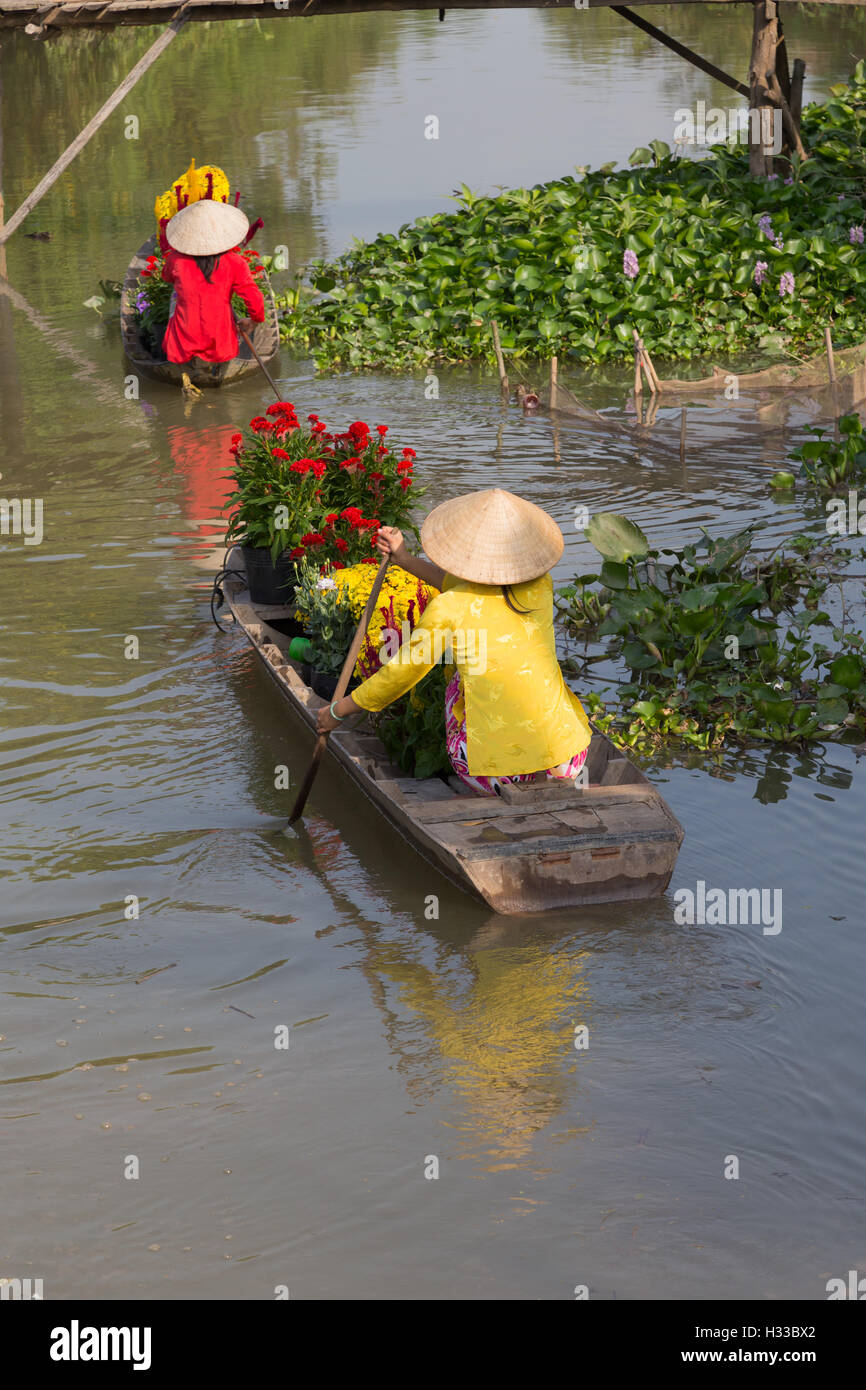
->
[[790, 412, 866, 490], [560, 516, 866, 751], [374, 665, 451, 779], [276, 63, 866, 372], [292, 561, 357, 677]]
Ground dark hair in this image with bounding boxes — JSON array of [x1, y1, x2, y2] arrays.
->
[[501, 584, 533, 614], [193, 252, 221, 282]]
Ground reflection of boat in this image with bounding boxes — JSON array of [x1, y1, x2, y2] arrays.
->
[[222, 551, 684, 915], [120, 234, 279, 388]]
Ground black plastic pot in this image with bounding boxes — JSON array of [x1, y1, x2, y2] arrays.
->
[[242, 545, 296, 606], [310, 668, 339, 700]]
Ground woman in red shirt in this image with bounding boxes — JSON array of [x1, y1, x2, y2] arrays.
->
[[160, 199, 265, 364]]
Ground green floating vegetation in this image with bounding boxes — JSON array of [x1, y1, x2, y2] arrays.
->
[[558, 514, 866, 754], [277, 64, 866, 372], [790, 411, 866, 491]]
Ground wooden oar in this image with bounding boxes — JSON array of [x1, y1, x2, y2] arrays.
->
[[234, 314, 282, 401], [288, 554, 391, 827]]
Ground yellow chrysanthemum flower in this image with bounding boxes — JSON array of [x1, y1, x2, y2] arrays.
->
[[154, 158, 231, 227], [328, 563, 437, 679]]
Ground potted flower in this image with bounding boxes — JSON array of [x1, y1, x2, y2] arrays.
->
[[224, 404, 423, 604], [292, 561, 359, 698]]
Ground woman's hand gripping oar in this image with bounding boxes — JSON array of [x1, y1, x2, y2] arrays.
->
[[287, 553, 391, 829]]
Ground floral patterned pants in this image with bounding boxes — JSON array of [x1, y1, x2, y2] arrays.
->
[[445, 672, 588, 797]]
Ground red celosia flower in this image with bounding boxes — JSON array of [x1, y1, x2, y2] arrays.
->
[[289, 547, 306, 560], [325, 512, 338, 525], [335, 538, 348, 553], [348, 421, 369, 436], [369, 471, 384, 481], [230, 433, 242, 446], [341, 506, 363, 526], [376, 425, 388, 437], [397, 459, 413, 473], [400, 478, 411, 490], [332, 560, 346, 570], [272, 448, 290, 460], [307, 413, 319, 422], [301, 532, 325, 546], [311, 459, 326, 480], [249, 416, 268, 432], [290, 459, 312, 474], [377, 447, 387, 458], [402, 448, 416, 459]]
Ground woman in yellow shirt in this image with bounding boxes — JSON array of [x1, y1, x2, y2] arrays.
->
[[315, 489, 592, 795]]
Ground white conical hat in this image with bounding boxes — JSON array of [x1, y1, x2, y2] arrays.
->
[[165, 199, 249, 255], [420, 489, 563, 585]]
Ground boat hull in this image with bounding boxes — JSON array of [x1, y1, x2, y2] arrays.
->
[[222, 558, 685, 915]]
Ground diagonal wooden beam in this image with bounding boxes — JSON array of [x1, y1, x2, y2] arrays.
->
[[611, 5, 750, 100], [0, 12, 188, 244]]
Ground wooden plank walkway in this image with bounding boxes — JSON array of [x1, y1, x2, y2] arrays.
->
[[1, 0, 863, 33]]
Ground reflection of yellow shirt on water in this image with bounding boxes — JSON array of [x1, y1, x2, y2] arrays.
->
[[351, 572, 592, 777]]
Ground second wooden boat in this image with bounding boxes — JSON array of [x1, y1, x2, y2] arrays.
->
[[120, 234, 280, 388], [221, 551, 685, 916]]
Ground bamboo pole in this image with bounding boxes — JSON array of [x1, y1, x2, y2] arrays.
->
[[826, 324, 840, 439], [632, 328, 657, 395], [490, 319, 509, 401], [790, 58, 806, 133], [0, 12, 189, 245], [642, 345, 662, 395], [549, 353, 558, 410], [825, 324, 837, 385]]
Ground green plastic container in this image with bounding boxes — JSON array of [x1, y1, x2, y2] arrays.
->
[[288, 636, 313, 662]]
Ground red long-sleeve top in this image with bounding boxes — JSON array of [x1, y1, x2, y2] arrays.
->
[[160, 248, 265, 364]]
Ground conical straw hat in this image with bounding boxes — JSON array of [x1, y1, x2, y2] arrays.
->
[[166, 200, 249, 255], [420, 489, 563, 585]]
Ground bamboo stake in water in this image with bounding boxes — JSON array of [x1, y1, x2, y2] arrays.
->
[[288, 554, 391, 827], [491, 320, 509, 401], [549, 354, 558, 410], [825, 324, 840, 440]]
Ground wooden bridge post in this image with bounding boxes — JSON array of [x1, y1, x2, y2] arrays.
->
[[749, 0, 779, 178]]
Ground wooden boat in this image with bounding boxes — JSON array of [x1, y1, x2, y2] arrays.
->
[[222, 551, 685, 915], [120, 234, 280, 388]]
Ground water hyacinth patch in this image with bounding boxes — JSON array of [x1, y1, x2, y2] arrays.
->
[[558, 517, 866, 753], [278, 62, 866, 371]]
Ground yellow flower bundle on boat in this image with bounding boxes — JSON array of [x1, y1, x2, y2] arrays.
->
[[330, 563, 438, 679], [154, 158, 231, 226]]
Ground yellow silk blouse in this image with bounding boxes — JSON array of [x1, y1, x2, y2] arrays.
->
[[351, 572, 592, 776]]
